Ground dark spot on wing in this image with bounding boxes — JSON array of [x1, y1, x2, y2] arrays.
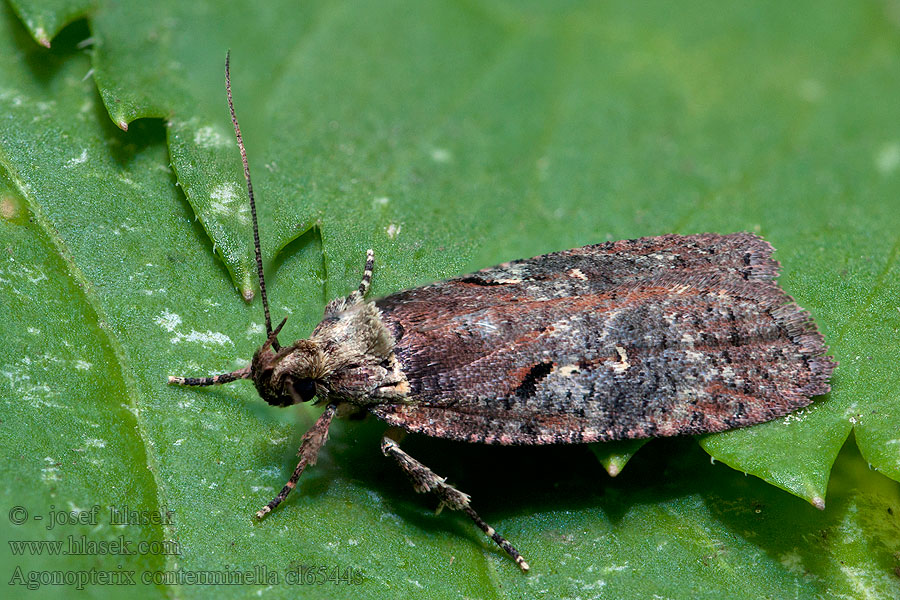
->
[[459, 276, 504, 286], [514, 362, 554, 398]]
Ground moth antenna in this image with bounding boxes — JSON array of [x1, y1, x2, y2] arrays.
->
[[259, 317, 288, 353], [225, 51, 280, 351], [168, 366, 251, 387]]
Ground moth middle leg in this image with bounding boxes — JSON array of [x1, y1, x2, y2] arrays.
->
[[380, 429, 530, 572]]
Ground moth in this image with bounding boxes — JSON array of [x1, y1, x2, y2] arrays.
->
[[169, 54, 836, 572]]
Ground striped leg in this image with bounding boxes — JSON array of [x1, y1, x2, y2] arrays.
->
[[347, 249, 375, 305], [168, 366, 251, 386], [381, 431, 530, 572], [256, 403, 338, 519]]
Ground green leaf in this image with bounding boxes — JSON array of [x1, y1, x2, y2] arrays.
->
[[0, 176, 164, 600], [590, 439, 650, 477], [7, 0, 93, 46], [2, 0, 899, 598]]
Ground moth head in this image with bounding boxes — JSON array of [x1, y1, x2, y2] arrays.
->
[[251, 339, 326, 407]]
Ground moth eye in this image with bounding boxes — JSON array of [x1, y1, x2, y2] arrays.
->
[[290, 378, 317, 402]]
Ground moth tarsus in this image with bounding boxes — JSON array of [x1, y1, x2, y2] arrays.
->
[[167, 55, 836, 573]]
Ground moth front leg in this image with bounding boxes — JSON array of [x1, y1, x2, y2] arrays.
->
[[380, 429, 530, 572], [256, 402, 338, 519]]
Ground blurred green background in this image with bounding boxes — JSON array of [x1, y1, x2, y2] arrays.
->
[[1, 1, 898, 598]]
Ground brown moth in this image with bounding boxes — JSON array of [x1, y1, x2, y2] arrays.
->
[[169, 54, 837, 572]]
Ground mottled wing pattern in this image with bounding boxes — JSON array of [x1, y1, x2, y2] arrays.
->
[[370, 233, 836, 444]]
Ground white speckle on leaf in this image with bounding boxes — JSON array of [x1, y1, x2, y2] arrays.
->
[[154, 310, 182, 332], [373, 196, 389, 206], [430, 147, 452, 163], [838, 561, 894, 600], [210, 183, 250, 224], [782, 407, 812, 424], [74, 360, 92, 370], [83, 437, 106, 449], [171, 330, 232, 347], [0, 257, 48, 285], [41, 457, 61, 483], [65, 149, 88, 168], [386, 223, 402, 239], [2, 357, 66, 409], [194, 125, 229, 148], [875, 142, 900, 174], [173, 439, 184, 446], [27, 327, 40, 334], [210, 183, 236, 202], [111, 220, 139, 236]]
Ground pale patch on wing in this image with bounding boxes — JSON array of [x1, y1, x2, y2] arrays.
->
[[612, 346, 630, 373]]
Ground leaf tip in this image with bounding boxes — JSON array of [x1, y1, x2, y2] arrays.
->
[[33, 26, 51, 48], [811, 496, 826, 510], [117, 120, 129, 132]]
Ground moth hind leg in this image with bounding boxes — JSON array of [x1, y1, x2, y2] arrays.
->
[[380, 429, 530, 572]]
